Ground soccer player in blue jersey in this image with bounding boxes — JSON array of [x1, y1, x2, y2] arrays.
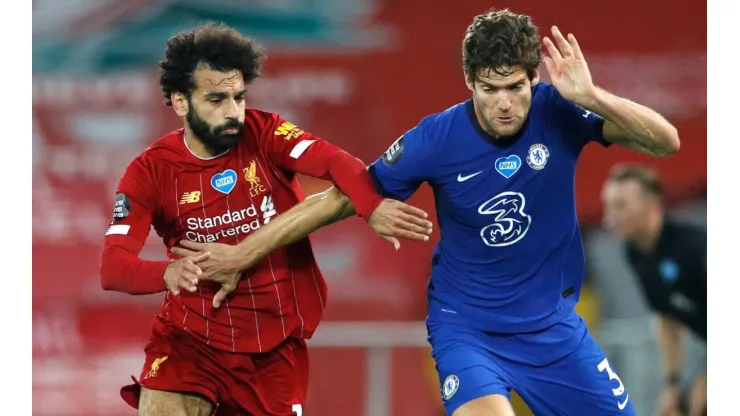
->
[[172, 8, 680, 416]]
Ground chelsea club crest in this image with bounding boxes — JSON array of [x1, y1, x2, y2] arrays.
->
[[527, 143, 550, 170], [442, 374, 460, 400]]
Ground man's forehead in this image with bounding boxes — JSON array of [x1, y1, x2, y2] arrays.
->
[[193, 67, 245, 92], [608, 179, 644, 197], [477, 67, 528, 84]]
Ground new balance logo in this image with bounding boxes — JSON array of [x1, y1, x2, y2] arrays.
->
[[180, 191, 201, 204]]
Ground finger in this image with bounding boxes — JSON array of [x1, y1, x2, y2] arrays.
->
[[180, 240, 207, 251], [182, 259, 203, 276], [550, 26, 573, 57], [386, 228, 430, 242], [389, 218, 432, 237], [178, 278, 197, 293], [169, 284, 180, 296], [397, 212, 434, 230], [213, 285, 234, 308], [381, 235, 400, 251], [395, 202, 429, 219], [171, 247, 198, 258], [191, 251, 212, 264], [542, 37, 562, 63], [567, 33, 584, 59], [180, 270, 200, 286], [543, 55, 556, 76]]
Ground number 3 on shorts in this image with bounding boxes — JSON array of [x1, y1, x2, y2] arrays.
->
[[597, 358, 630, 410], [292, 404, 303, 416]]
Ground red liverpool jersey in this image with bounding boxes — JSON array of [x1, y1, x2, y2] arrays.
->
[[101, 109, 381, 353]]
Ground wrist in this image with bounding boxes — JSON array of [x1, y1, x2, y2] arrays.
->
[[354, 194, 384, 222], [234, 241, 267, 271], [580, 86, 608, 114]]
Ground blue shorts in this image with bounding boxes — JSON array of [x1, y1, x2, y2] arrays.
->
[[428, 310, 636, 416]]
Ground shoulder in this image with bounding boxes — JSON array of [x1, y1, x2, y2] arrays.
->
[[137, 129, 186, 163], [243, 109, 305, 141], [532, 82, 568, 104], [121, 130, 187, 185], [244, 108, 277, 124], [531, 82, 568, 117], [403, 101, 468, 147], [665, 219, 706, 252], [531, 81, 587, 115]]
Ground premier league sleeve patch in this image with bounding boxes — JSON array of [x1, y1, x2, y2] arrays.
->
[[382, 135, 404, 165], [111, 193, 131, 223]]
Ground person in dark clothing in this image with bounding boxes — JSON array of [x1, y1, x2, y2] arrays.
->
[[601, 163, 706, 416]]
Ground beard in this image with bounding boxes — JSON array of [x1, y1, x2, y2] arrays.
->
[[186, 105, 245, 154]]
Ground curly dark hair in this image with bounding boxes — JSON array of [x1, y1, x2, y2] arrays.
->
[[158, 22, 265, 106], [462, 9, 543, 81]]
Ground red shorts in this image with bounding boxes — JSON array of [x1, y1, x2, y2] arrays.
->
[[121, 315, 308, 416]]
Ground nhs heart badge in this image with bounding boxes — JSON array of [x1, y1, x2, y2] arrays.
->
[[211, 169, 238, 194], [495, 155, 522, 179]]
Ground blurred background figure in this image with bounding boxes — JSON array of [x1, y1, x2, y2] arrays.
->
[[32, 0, 705, 415], [601, 165, 706, 416]]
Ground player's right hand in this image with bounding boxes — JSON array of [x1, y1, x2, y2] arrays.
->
[[368, 199, 433, 250], [164, 252, 211, 296]]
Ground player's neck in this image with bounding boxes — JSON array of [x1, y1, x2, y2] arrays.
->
[[183, 128, 219, 159], [632, 214, 664, 252]]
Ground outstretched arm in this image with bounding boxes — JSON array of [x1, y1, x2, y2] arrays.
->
[[176, 186, 431, 269], [227, 187, 357, 269], [172, 187, 432, 307]]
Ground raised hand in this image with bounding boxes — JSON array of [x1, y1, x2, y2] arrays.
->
[[542, 26, 597, 107]]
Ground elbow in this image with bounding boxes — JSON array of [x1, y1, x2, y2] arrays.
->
[[100, 247, 126, 292], [320, 187, 355, 221], [328, 187, 354, 215], [327, 186, 352, 208], [654, 128, 680, 158], [99, 259, 116, 291]]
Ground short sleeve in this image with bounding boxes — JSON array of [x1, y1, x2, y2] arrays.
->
[[368, 124, 428, 201], [547, 84, 610, 151], [105, 157, 157, 243]]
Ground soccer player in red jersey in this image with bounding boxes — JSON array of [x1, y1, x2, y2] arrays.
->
[[99, 22, 433, 416]]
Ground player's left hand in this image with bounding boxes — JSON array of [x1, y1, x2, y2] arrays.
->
[[171, 240, 242, 308], [542, 26, 597, 107]]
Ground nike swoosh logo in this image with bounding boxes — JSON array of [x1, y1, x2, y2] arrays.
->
[[457, 171, 483, 182], [618, 394, 629, 410]]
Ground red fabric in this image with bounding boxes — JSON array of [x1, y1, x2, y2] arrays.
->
[[100, 109, 335, 353], [121, 315, 308, 415], [245, 110, 383, 219], [100, 156, 169, 294]]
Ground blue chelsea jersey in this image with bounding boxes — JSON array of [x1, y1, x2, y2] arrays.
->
[[368, 82, 611, 333]]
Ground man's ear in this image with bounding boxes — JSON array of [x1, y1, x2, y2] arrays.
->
[[172, 92, 189, 117]]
